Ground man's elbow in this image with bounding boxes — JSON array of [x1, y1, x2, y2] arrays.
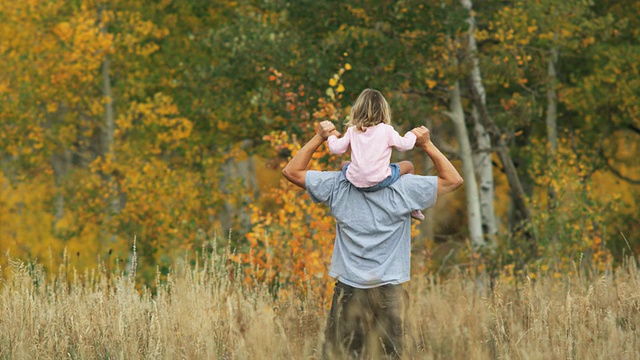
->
[[437, 175, 463, 195], [282, 167, 304, 188], [453, 175, 464, 190], [282, 167, 293, 182], [442, 175, 464, 193]]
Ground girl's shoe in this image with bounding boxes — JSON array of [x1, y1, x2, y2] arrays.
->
[[411, 210, 425, 221]]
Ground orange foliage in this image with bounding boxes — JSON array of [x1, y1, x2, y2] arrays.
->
[[231, 131, 336, 299]]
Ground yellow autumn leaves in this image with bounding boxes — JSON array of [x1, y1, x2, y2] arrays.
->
[[326, 63, 351, 100]]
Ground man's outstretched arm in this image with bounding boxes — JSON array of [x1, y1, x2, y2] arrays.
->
[[282, 121, 337, 189], [412, 126, 464, 196]]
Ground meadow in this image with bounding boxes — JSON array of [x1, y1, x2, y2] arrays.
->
[[2, 249, 639, 360]]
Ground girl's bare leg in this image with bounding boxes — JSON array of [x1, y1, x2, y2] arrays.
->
[[397, 161, 425, 221]]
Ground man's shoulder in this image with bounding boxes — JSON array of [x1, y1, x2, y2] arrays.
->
[[306, 170, 342, 182], [305, 170, 343, 203], [390, 174, 439, 209]]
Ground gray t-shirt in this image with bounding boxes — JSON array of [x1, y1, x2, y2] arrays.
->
[[305, 171, 438, 288]]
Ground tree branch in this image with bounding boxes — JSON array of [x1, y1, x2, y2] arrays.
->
[[627, 123, 640, 135], [441, 110, 455, 121], [433, 139, 459, 160], [601, 150, 640, 185]]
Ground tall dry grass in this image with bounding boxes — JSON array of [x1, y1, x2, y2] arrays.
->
[[1, 251, 640, 359]]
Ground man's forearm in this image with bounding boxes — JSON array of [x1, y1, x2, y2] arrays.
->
[[282, 134, 324, 189]]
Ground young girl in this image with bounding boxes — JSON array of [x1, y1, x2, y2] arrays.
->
[[327, 88, 425, 220]]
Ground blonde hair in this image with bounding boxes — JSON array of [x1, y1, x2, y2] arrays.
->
[[347, 89, 391, 132]]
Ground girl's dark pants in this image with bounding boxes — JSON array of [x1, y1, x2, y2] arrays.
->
[[322, 281, 409, 359]]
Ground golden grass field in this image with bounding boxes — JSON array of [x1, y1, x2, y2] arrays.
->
[[1, 252, 640, 359]]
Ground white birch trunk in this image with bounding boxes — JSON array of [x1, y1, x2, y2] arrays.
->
[[472, 107, 498, 238], [444, 81, 484, 248], [462, 0, 498, 245], [101, 46, 121, 217]]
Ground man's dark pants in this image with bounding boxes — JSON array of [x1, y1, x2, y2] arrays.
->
[[322, 281, 410, 359]]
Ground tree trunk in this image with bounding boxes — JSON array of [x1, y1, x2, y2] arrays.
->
[[45, 101, 72, 224], [472, 107, 498, 240], [461, 1, 534, 250], [98, 6, 122, 255], [99, 7, 120, 215], [444, 81, 484, 248], [466, 77, 537, 254], [219, 140, 259, 234], [101, 46, 121, 217], [102, 54, 115, 157], [461, 0, 498, 245]]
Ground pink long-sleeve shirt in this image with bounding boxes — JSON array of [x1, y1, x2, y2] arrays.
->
[[327, 123, 417, 188]]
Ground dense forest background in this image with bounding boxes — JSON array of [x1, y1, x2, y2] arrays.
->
[[1, 0, 638, 292]]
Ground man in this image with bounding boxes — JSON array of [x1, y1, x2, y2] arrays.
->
[[282, 120, 463, 358]]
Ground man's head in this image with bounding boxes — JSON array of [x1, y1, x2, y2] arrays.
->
[[347, 89, 391, 132]]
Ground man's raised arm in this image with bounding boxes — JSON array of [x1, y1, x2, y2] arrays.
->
[[282, 121, 338, 189], [412, 126, 464, 196]]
